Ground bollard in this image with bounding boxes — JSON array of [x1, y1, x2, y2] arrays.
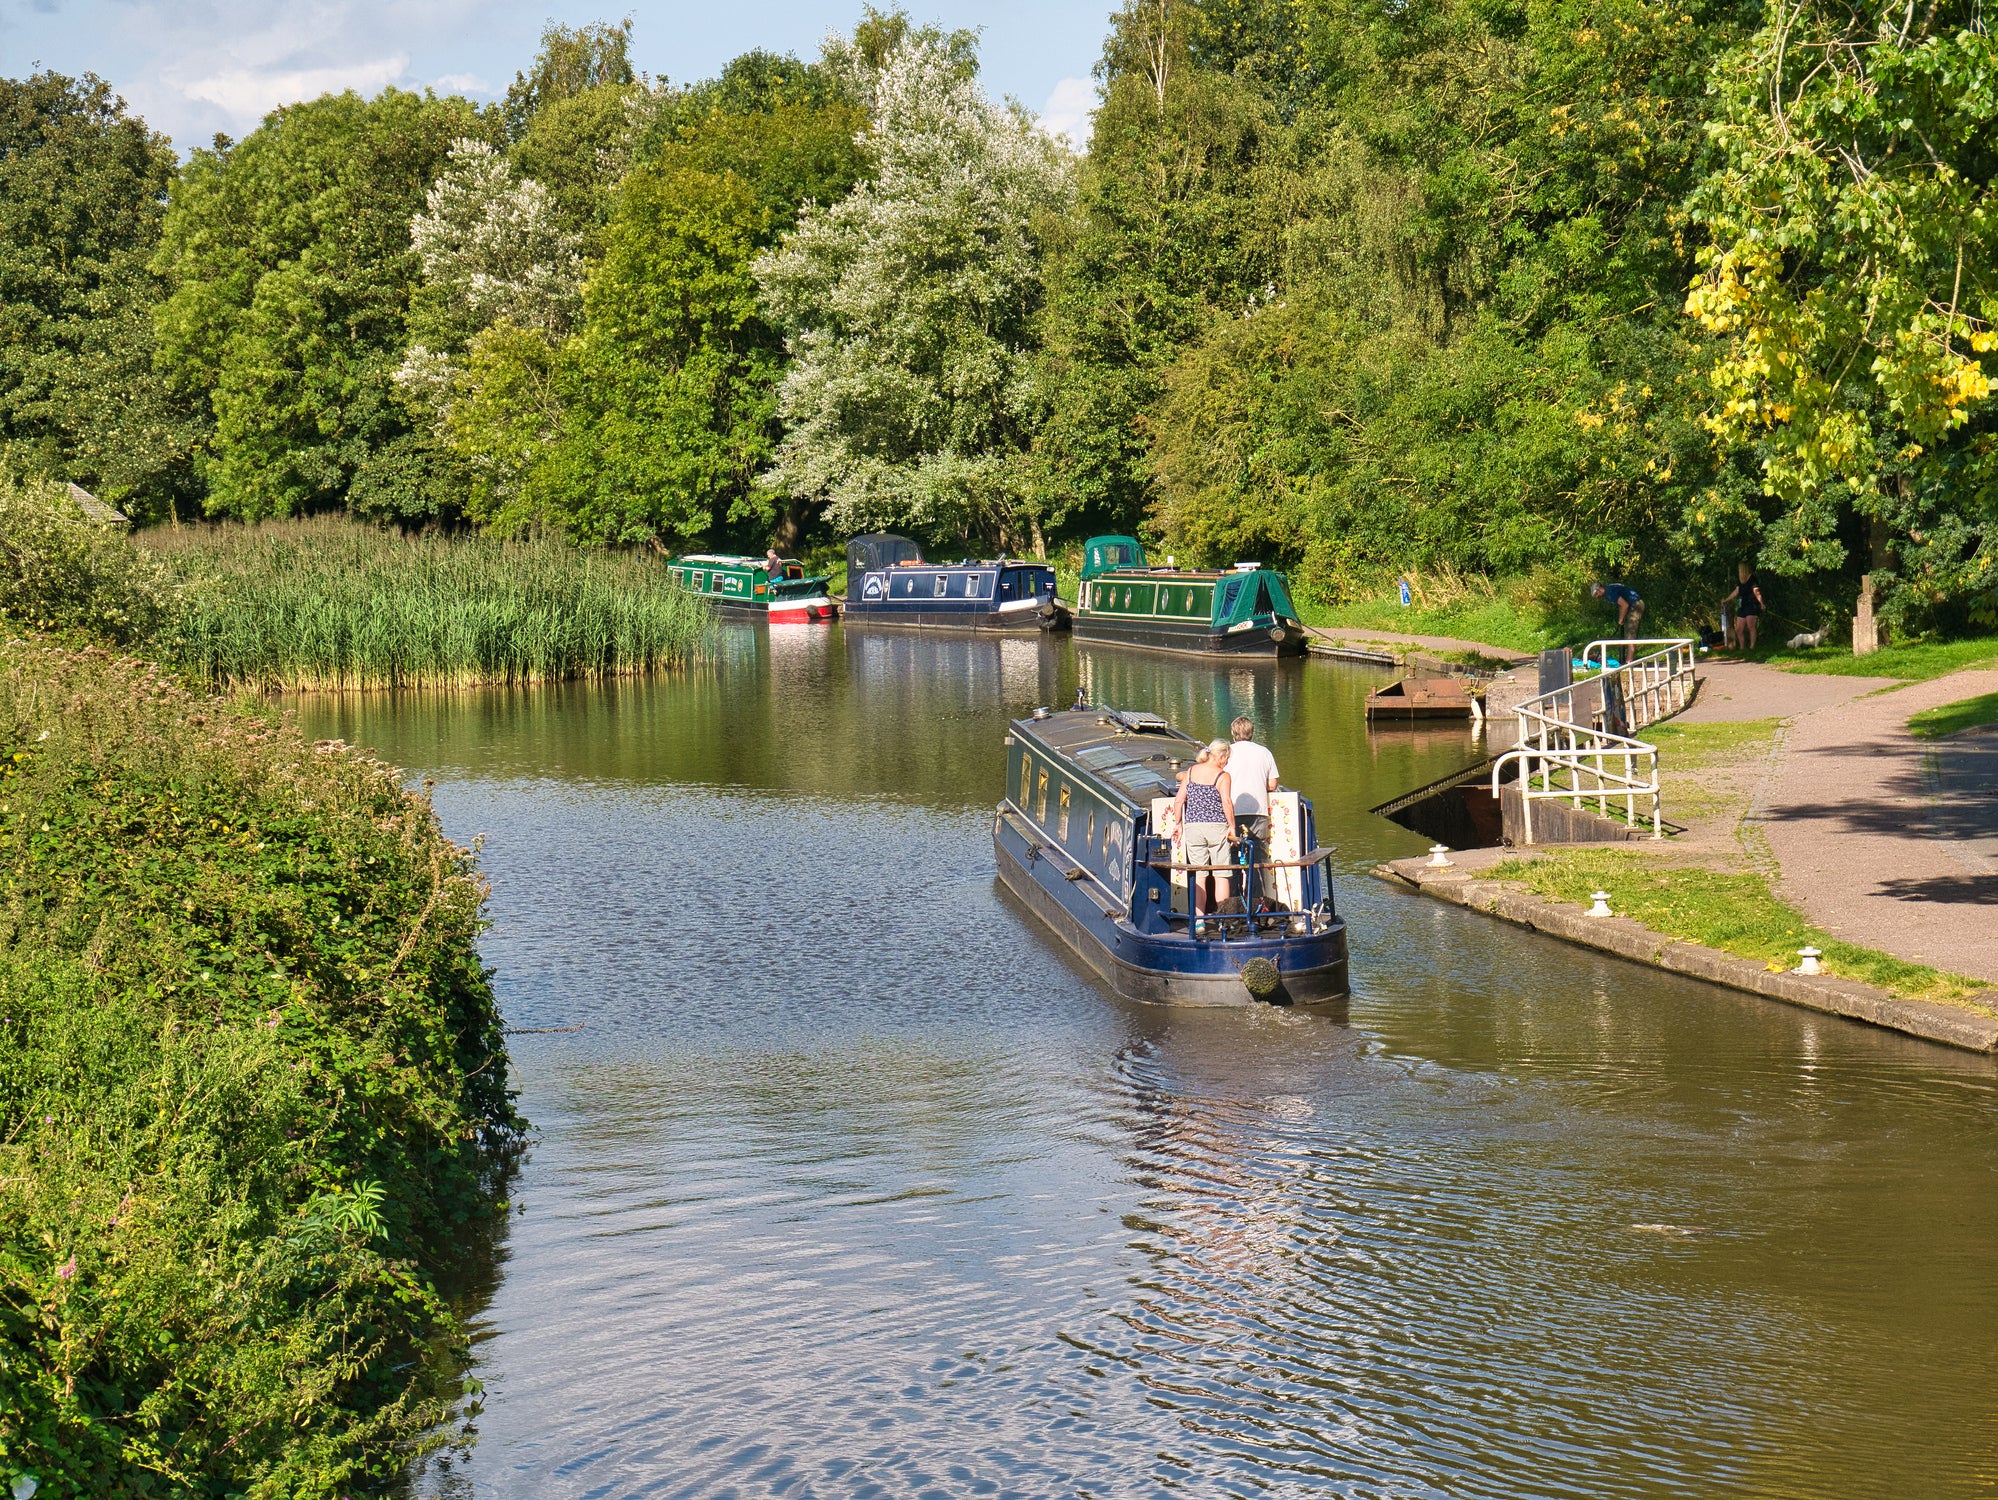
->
[[1587, 891, 1613, 917], [1796, 946, 1823, 976], [1427, 844, 1453, 868]]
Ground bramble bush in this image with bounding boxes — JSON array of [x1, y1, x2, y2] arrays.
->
[[0, 638, 524, 1498]]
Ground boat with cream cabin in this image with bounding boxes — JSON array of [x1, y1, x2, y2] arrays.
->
[[841, 533, 1069, 633], [666, 553, 836, 623], [993, 704, 1348, 1006], [1072, 536, 1307, 657]]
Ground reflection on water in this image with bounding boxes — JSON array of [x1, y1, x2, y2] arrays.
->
[[304, 629, 1998, 1499]]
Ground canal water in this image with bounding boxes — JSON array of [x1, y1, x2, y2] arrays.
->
[[306, 628, 1998, 1500]]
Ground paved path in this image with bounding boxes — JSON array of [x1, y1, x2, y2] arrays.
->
[[1676, 655, 1897, 722], [1745, 668, 1998, 983]]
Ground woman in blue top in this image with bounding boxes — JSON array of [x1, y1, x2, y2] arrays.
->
[[1171, 740, 1238, 935]]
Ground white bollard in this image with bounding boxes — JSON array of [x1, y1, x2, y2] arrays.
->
[[1796, 946, 1823, 976], [1588, 891, 1613, 917], [1427, 844, 1453, 868]]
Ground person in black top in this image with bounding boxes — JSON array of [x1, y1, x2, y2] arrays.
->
[[1721, 562, 1765, 650], [1590, 581, 1645, 639]]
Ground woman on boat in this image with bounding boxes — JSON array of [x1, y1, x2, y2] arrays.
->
[[1171, 741, 1238, 935]]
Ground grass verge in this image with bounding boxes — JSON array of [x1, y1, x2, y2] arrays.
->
[[1908, 691, 1998, 740], [1487, 849, 1989, 1007], [1645, 718, 1780, 767], [1297, 595, 1554, 655], [0, 637, 524, 1496], [1771, 635, 1998, 682], [142, 516, 711, 691]]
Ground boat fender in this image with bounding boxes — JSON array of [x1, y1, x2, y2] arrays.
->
[[1240, 956, 1282, 998], [1268, 626, 1288, 644]]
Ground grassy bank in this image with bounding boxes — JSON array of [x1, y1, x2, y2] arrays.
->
[[1772, 634, 1998, 682], [1909, 691, 1998, 739], [0, 638, 523, 1497], [1490, 849, 1986, 1007], [143, 517, 711, 690]]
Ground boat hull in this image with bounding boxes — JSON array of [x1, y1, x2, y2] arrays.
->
[[993, 809, 1348, 1007], [712, 594, 837, 623], [843, 601, 1069, 633], [1073, 616, 1308, 658]]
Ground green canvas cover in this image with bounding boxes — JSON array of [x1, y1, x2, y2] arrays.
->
[[1082, 536, 1146, 580]]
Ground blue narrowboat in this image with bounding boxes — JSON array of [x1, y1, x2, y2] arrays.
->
[[1073, 536, 1307, 657], [842, 533, 1069, 633], [994, 705, 1348, 1006]]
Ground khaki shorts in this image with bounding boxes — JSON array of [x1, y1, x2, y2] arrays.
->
[[1621, 598, 1646, 639], [1183, 823, 1233, 868]]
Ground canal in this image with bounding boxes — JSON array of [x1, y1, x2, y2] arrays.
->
[[305, 627, 1998, 1499]]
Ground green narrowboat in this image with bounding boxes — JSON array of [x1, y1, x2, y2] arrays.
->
[[1072, 536, 1307, 657], [666, 554, 836, 623]]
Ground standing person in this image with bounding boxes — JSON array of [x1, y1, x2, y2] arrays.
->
[[1720, 562, 1765, 651], [1591, 580, 1645, 640], [764, 548, 785, 578], [1170, 740, 1236, 937], [1224, 716, 1280, 902]]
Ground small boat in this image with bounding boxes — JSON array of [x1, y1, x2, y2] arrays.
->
[[1365, 674, 1485, 720], [667, 553, 836, 623], [841, 533, 1068, 633], [1072, 536, 1307, 657], [993, 705, 1348, 1006]]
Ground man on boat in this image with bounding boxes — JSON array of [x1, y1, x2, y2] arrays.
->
[[1226, 717, 1280, 886], [764, 548, 785, 578]]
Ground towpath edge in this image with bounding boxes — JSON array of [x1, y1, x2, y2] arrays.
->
[[1372, 855, 1998, 1054]]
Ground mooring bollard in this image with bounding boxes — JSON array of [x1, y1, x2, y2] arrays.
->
[[1427, 844, 1453, 868], [1588, 891, 1613, 917], [1796, 946, 1823, 976]]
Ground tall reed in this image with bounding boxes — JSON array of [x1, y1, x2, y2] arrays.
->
[[143, 516, 712, 690]]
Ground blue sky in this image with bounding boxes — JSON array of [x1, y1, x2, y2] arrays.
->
[[0, 0, 1113, 151]]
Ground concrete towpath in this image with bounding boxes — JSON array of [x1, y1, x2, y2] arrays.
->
[[1750, 667, 1998, 984], [1657, 656, 1998, 983], [1304, 626, 1533, 664]]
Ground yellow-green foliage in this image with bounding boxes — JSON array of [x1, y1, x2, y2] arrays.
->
[[1491, 849, 1987, 1007], [0, 639, 524, 1497], [143, 515, 711, 689]]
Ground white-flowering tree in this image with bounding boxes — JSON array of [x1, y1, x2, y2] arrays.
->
[[396, 138, 583, 409], [755, 33, 1076, 549]]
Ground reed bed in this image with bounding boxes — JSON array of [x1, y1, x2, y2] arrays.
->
[[143, 516, 712, 690]]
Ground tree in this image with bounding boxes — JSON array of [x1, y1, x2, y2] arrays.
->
[[756, 28, 1075, 551], [1686, 0, 1998, 631], [502, 18, 636, 141], [0, 71, 200, 522], [455, 46, 870, 547], [153, 89, 485, 520]]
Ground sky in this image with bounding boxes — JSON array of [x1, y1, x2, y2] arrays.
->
[[0, 0, 1114, 151]]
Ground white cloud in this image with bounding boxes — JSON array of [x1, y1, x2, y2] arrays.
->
[[1037, 75, 1095, 150], [429, 71, 492, 95], [179, 51, 410, 124]]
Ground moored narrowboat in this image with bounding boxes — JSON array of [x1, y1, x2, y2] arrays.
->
[[1072, 536, 1307, 657], [842, 533, 1068, 633], [667, 553, 836, 623], [993, 705, 1348, 1006]]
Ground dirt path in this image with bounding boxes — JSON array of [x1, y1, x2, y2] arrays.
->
[[1748, 668, 1998, 983]]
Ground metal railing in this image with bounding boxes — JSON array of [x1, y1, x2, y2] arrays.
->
[[1491, 637, 1696, 843]]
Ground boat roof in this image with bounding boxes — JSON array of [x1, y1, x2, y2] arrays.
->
[[673, 553, 778, 566], [1091, 565, 1271, 580], [1012, 707, 1200, 813], [869, 557, 1053, 571]]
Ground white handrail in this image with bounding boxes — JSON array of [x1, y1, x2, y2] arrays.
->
[[1496, 637, 1695, 842]]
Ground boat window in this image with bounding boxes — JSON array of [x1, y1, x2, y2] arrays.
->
[[1084, 807, 1095, 855], [1035, 766, 1049, 823], [692, 571, 707, 592], [968, 574, 990, 599], [1058, 784, 1071, 840], [934, 574, 949, 598]]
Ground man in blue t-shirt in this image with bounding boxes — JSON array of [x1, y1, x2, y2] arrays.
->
[[1591, 581, 1645, 639]]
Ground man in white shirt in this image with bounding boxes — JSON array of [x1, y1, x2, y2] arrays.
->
[[1225, 717, 1280, 892]]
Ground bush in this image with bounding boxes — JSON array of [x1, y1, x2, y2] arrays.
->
[[0, 639, 523, 1498], [0, 466, 180, 645]]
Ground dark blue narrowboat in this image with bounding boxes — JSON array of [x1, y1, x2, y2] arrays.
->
[[842, 534, 1069, 633], [994, 706, 1349, 1006]]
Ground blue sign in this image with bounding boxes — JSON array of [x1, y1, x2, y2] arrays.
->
[[1398, 578, 1412, 607]]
